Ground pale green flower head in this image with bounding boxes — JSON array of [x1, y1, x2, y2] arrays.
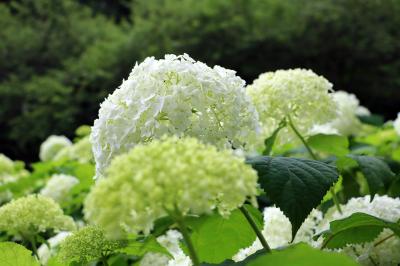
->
[[247, 69, 337, 146], [39, 135, 72, 161], [84, 137, 259, 238], [91, 53, 260, 178], [0, 194, 76, 236], [58, 226, 124, 265], [40, 174, 79, 203], [54, 136, 93, 164]]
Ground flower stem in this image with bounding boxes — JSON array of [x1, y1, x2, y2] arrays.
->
[[173, 210, 200, 266], [101, 256, 109, 266], [28, 235, 39, 259], [287, 115, 318, 160], [374, 233, 395, 247], [239, 206, 271, 253], [287, 116, 342, 214]]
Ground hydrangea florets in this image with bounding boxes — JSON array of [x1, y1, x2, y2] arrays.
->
[[315, 195, 400, 265], [54, 136, 93, 164], [84, 137, 259, 238], [39, 135, 72, 162], [40, 174, 79, 203], [247, 68, 337, 146], [313, 91, 370, 136], [91, 54, 260, 178], [58, 226, 124, 265], [394, 113, 400, 136], [0, 194, 76, 236]]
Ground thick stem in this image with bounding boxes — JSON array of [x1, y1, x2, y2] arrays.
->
[[174, 211, 200, 266], [288, 116, 343, 214], [239, 206, 271, 253], [29, 235, 39, 259]]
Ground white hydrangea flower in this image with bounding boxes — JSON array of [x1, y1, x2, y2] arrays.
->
[[38, 231, 71, 265], [315, 195, 400, 265], [39, 135, 72, 161], [393, 113, 400, 136], [140, 230, 192, 266], [91, 54, 260, 178], [233, 207, 323, 262], [40, 174, 79, 203], [247, 69, 337, 147], [54, 136, 93, 164], [319, 91, 370, 136]]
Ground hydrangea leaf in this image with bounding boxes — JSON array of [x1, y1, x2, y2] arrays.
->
[[246, 243, 358, 266], [320, 212, 400, 249], [185, 206, 263, 264], [307, 134, 349, 156], [349, 155, 395, 197], [0, 242, 40, 266], [246, 156, 338, 238], [116, 236, 172, 258]]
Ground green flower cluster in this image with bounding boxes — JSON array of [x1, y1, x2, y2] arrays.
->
[[54, 136, 93, 163], [0, 194, 76, 236], [247, 69, 337, 146], [58, 226, 124, 265], [84, 137, 258, 238], [39, 135, 72, 162]]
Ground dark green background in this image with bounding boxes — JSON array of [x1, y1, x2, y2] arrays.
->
[[1, 0, 399, 162]]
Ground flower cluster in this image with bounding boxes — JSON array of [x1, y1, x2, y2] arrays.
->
[[54, 136, 93, 163], [84, 137, 259, 238], [39, 135, 72, 162], [40, 174, 79, 203], [247, 68, 337, 146], [0, 154, 29, 203], [91, 54, 260, 177], [58, 226, 124, 265], [315, 195, 400, 265], [0, 194, 76, 236], [141, 230, 192, 266], [394, 113, 400, 136], [312, 91, 370, 136]]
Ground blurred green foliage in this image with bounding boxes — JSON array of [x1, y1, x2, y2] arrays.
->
[[1, 0, 400, 161]]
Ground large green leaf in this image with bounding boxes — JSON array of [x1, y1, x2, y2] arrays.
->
[[186, 206, 263, 264], [246, 156, 338, 238], [247, 243, 358, 266], [308, 134, 349, 156], [349, 155, 395, 197], [320, 212, 400, 249], [0, 242, 40, 266]]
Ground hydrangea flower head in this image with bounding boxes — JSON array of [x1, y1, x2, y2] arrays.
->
[[247, 69, 337, 145], [91, 54, 260, 178], [84, 137, 258, 238], [39, 135, 72, 161], [313, 91, 370, 136], [0, 194, 76, 236], [40, 174, 79, 203], [58, 226, 124, 265], [317, 195, 400, 265], [394, 113, 400, 136], [54, 136, 93, 164]]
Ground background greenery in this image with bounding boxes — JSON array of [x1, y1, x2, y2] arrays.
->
[[1, 0, 399, 162]]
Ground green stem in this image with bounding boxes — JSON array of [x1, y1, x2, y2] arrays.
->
[[374, 233, 395, 247], [288, 116, 342, 214], [239, 206, 271, 253], [29, 235, 39, 259], [101, 256, 109, 266], [174, 210, 200, 266], [287, 115, 318, 160]]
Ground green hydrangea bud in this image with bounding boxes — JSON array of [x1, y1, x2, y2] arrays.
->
[[84, 137, 258, 238], [0, 194, 76, 236], [58, 226, 124, 264]]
